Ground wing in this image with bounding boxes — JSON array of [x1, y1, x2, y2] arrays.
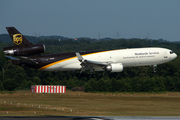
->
[[75, 52, 112, 73]]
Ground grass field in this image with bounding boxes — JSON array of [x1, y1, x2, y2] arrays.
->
[[0, 91, 180, 116]]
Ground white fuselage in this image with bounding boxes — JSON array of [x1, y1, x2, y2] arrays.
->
[[42, 47, 177, 71]]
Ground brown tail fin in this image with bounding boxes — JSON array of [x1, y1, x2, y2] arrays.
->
[[4, 27, 45, 56], [6, 27, 33, 47]]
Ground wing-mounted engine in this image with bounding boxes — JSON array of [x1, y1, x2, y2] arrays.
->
[[106, 63, 123, 72], [3, 44, 45, 56], [76, 52, 124, 73]]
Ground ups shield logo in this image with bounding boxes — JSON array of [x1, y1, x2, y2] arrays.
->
[[13, 34, 23, 45]]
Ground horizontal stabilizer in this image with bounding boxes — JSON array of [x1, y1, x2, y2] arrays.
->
[[20, 57, 37, 65], [5, 56, 18, 60]]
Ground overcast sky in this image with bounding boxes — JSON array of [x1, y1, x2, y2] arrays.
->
[[1, 0, 180, 41]]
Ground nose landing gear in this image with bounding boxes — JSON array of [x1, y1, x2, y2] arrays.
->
[[153, 65, 157, 73]]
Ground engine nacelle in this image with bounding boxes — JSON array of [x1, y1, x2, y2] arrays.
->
[[3, 44, 45, 56], [106, 63, 123, 72]]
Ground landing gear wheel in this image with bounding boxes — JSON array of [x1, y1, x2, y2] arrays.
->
[[153, 65, 157, 73], [153, 68, 156, 73]]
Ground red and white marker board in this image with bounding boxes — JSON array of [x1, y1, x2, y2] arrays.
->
[[31, 85, 66, 93]]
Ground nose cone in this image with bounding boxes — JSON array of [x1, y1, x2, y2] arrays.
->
[[171, 52, 177, 60], [174, 53, 177, 59]]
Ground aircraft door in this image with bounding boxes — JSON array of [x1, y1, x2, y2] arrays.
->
[[164, 51, 168, 59], [123, 57, 135, 67]]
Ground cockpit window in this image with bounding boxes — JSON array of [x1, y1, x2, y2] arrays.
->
[[170, 51, 174, 54]]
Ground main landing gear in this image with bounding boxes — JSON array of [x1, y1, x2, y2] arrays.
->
[[77, 73, 97, 78], [153, 65, 157, 73]]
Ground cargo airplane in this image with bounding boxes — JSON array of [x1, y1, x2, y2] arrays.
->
[[3, 27, 177, 74]]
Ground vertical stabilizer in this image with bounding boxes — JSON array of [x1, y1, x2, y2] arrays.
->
[[6, 27, 33, 47], [3, 27, 45, 56]]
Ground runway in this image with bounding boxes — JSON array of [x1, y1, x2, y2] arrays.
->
[[106, 116, 180, 120], [0, 116, 180, 120]]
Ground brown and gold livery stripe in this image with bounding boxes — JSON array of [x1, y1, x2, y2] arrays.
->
[[38, 50, 118, 70], [38, 56, 77, 70]]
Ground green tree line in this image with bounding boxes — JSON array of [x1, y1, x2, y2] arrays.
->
[[0, 38, 180, 92]]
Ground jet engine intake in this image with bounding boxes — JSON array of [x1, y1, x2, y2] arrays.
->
[[3, 44, 45, 56], [106, 63, 123, 72]]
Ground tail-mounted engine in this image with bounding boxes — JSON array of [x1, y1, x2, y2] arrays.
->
[[3, 44, 45, 56]]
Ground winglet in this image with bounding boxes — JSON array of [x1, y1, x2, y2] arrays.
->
[[75, 52, 84, 62]]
